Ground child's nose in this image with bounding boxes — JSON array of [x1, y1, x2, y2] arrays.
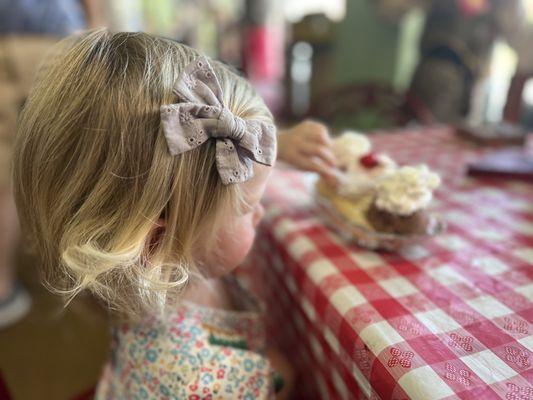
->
[[253, 203, 265, 227]]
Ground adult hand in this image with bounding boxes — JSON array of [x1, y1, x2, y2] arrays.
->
[[277, 120, 338, 184]]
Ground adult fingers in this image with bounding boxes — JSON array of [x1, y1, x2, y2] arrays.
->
[[305, 122, 331, 145], [300, 156, 338, 181], [300, 141, 337, 167]]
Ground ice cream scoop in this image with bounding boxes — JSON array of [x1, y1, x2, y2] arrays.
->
[[332, 131, 371, 171], [374, 165, 441, 216]]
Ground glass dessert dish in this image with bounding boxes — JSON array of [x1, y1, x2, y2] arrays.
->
[[315, 192, 446, 251], [318, 131, 446, 251]]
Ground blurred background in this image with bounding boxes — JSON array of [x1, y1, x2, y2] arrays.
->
[[1, 1, 533, 399], [4, 0, 533, 132], [98, 0, 533, 132]]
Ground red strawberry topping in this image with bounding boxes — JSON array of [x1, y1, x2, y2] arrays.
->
[[360, 153, 380, 169]]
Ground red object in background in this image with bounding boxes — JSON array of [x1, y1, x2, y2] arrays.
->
[[0, 372, 12, 400], [242, 25, 284, 113], [242, 26, 283, 81], [457, 0, 490, 17]]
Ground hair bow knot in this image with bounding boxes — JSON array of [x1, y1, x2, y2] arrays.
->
[[160, 56, 276, 184]]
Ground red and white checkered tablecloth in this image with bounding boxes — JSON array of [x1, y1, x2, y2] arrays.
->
[[241, 127, 533, 400]]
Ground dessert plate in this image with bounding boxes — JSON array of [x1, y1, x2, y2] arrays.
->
[[315, 194, 446, 252]]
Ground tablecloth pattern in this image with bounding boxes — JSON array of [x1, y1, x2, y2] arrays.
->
[[241, 127, 533, 400]]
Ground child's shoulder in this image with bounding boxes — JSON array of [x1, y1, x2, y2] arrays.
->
[[98, 310, 275, 399]]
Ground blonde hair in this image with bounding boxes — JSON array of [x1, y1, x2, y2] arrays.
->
[[13, 29, 273, 319]]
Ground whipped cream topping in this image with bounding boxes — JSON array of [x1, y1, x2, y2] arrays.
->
[[374, 165, 441, 215], [338, 154, 396, 198], [337, 171, 376, 198], [332, 131, 371, 170]]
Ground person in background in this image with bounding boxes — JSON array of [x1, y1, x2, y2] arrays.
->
[[0, 0, 104, 328], [375, 0, 533, 122]]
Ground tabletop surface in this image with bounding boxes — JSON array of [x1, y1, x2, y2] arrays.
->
[[248, 127, 533, 400]]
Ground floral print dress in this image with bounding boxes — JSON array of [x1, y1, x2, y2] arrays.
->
[[96, 277, 277, 399]]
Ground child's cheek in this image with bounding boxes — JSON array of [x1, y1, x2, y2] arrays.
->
[[214, 217, 256, 275]]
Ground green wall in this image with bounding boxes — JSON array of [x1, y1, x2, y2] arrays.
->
[[333, 0, 424, 90]]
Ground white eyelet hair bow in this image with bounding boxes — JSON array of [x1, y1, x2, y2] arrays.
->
[[160, 56, 277, 184]]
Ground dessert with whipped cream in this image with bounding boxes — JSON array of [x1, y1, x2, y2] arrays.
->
[[332, 131, 372, 169], [366, 165, 441, 234], [331, 132, 397, 199], [317, 132, 441, 237]]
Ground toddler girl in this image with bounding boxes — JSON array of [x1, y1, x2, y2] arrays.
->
[[13, 29, 292, 399]]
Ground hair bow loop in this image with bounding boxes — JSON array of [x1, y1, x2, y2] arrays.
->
[[160, 56, 276, 184]]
